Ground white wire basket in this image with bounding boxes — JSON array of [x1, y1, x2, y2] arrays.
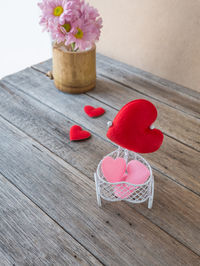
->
[[94, 147, 154, 209]]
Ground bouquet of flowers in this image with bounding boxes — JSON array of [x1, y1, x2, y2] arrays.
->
[[38, 0, 103, 51]]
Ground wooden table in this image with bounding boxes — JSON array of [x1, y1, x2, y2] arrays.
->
[[0, 54, 200, 266]]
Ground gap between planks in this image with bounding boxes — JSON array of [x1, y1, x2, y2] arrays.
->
[[100, 73, 200, 120], [0, 62, 199, 256], [0, 93, 200, 257], [85, 91, 200, 153], [32, 55, 200, 120], [95, 54, 200, 118], [95, 53, 200, 101], [31, 64, 200, 121], [31, 65, 200, 153], [0, 77, 199, 197], [0, 114, 200, 264], [0, 172, 103, 266], [0, 96, 199, 198]]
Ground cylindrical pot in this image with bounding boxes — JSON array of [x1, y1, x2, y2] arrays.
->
[[52, 42, 96, 93]]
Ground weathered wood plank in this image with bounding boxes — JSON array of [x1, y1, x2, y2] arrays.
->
[[0, 81, 111, 176], [0, 117, 199, 266], [0, 173, 102, 266], [1, 70, 200, 195], [0, 82, 200, 256], [96, 54, 200, 118], [32, 57, 200, 100], [32, 56, 200, 118], [32, 61, 200, 152], [88, 77, 200, 152]]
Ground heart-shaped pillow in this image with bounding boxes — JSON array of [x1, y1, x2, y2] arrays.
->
[[126, 160, 150, 184], [101, 155, 151, 199], [114, 160, 150, 199], [84, 105, 105, 118], [70, 125, 91, 141], [101, 156, 126, 183], [107, 99, 164, 153]]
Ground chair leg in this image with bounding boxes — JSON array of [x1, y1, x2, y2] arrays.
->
[[94, 174, 102, 207], [148, 197, 153, 209], [148, 175, 154, 209]]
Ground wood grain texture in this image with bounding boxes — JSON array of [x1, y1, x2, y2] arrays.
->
[[32, 55, 200, 118], [0, 81, 200, 256], [1, 69, 200, 196], [0, 117, 199, 266], [89, 77, 200, 152], [96, 54, 200, 119], [96, 53, 200, 101], [31, 59, 200, 152], [0, 81, 111, 176], [0, 173, 102, 266]]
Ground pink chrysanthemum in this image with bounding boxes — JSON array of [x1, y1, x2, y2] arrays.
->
[[50, 23, 68, 43], [38, 0, 66, 26], [65, 19, 96, 50], [79, 1, 102, 43], [38, 0, 103, 51], [59, 0, 81, 25], [80, 1, 100, 21], [94, 17, 103, 41]]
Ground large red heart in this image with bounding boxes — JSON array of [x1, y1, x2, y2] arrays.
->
[[70, 125, 91, 141], [84, 105, 105, 118], [107, 99, 164, 153]]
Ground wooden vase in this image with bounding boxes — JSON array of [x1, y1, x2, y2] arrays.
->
[[52, 42, 96, 93]]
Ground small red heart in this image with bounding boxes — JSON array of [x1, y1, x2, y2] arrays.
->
[[107, 99, 164, 153], [84, 105, 105, 118], [70, 125, 91, 141]]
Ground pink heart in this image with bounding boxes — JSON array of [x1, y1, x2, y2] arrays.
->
[[114, 160, 150, 199], [101, 156, 126, 183], [126, 160, 150, 184]]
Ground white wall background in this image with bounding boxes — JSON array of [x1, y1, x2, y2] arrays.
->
[[2, 0, 200, 93], [0, 0, 51, 78], [90, 0, 200, 93]]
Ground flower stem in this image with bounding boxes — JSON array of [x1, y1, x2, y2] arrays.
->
[[71, 42, 75, 52]]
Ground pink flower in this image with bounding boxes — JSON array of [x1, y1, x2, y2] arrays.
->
[[64, 2, 103, 51], [38, 0, 103, 51], [94, 17, 103, 41], [59, 0, 81, 24], [50, 23, 67, 43], [38, 0, 66, 26], [65, 19, 96, 50], [80, 1, 100, 21]]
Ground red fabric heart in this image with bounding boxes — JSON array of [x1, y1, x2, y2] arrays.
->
[[70, 125, 91, 141], [84, 105, 105, 118], [107, 99, 164, 153]]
